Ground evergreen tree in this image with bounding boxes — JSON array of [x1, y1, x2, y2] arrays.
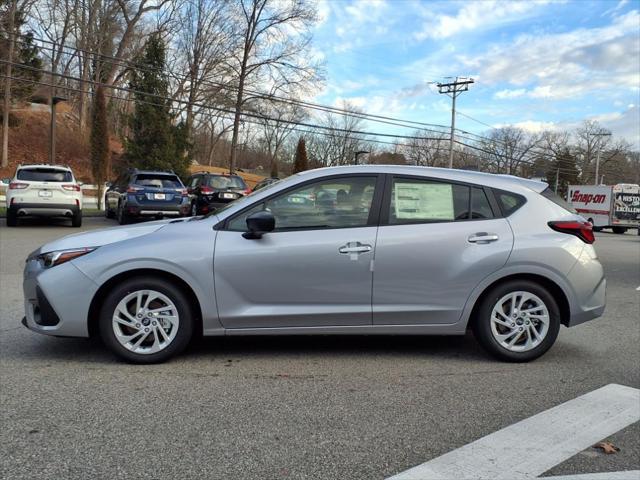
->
[[124, 34, 190, 178], [90, 86, 109, 209], [546, 149, 579, 197], [0, 4, 42, 101], [292, 137, 309, 174]]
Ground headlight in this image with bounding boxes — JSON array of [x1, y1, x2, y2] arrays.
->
[[38, 248, 97, 268]]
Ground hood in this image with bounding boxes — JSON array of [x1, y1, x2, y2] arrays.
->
[[35, 221, 170, 255]]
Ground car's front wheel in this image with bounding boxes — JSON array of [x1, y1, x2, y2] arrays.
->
[[473, 280, 560, 362], [99, 277, 194, 363]]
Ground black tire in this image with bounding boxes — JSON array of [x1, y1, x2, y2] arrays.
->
[[71, 211, 82, 227], [190, 202, 198, 217], [117, 202, 130, 225], [612, 227, 627, 234], [472, 280, 561, 362], [99, 276, 195, 363], [105, 202, 115, 219], [587, 219, 602, 232], [6, 209, 18, 227]]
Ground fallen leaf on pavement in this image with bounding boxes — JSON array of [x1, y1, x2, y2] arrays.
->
[[593, 441, 620, 454]]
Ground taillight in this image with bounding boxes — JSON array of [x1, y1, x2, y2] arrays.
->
[[548, 221, 595, 244], [127, 185, 144, 193], [8, 182, 28, 189], [244, 188, 252, 195], [177, 188, 188, 196], [62, 184, 81, 191], [200, 186, 213, 194]]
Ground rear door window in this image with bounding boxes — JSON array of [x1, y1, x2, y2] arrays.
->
[[389, 178, 470, 223], [17, 168, 72, 182], [471, 187, 494, 219]]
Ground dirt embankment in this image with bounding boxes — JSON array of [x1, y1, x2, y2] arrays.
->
[[0, 103, 122, 182]]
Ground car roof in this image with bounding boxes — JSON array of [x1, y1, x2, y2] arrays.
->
[[18, 164, 72, 171], [131, 170, 178, 176], [293, 165, 548, 194]]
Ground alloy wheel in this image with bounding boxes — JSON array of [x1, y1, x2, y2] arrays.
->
[[490, 291, 550, 352], [111, 289, 180, 355]]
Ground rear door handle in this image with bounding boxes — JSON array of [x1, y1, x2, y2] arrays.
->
[[339, 242, 372, 254], [468, 233, 499, 244], [339, 242, 372, 260]]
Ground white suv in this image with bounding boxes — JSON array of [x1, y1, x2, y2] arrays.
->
[[4, 164, 83, 227]]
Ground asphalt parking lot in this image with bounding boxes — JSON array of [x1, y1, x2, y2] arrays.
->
[[1, 217, 638, 480]]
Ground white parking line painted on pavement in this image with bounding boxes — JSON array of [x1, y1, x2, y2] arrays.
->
[[387, 384, 640, 480], [542, 471, 640, 480]]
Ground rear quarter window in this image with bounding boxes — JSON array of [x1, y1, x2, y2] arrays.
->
[[17, 168, 72, 182], [492, 188, 527, 216]]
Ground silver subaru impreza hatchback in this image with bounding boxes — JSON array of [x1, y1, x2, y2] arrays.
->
[[22, 166, 605, 363]]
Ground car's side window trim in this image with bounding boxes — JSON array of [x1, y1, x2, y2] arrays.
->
[[217, 173, 383, 232], [379, 174, 501, 226]]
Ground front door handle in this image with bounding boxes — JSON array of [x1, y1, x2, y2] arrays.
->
[[468, 233, 499, 244], [339, 242, 372, 259]]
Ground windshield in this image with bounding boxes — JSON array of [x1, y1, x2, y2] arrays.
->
[[203, 177, 283, 219], [134, 174, 183, 189], [17, 168, 73, 182], [208, 175, 247, 189]]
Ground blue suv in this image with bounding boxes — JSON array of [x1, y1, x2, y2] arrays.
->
[[105, 169, 190, 224]]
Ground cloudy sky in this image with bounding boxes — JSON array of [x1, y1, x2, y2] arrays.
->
[[311, 0, 640, 147]]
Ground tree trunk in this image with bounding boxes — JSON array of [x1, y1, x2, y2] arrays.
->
[[1, 0, 17, 168]]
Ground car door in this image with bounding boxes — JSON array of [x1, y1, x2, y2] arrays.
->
[[213, 174, 383, 329], [373, 175, 514, 325]]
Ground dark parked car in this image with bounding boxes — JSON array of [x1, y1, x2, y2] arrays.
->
[[105, 169, 190, 224], [185, 172, 250, 216], [252, 177, 280, 192]]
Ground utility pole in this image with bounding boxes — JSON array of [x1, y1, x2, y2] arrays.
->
[[590, 131, 611, 185], [1, 0, 17, 168], [437, 77, 474, 169]]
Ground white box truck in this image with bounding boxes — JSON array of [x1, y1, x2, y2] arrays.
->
[[567, 184, 640, 234]]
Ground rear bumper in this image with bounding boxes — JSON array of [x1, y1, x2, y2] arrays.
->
[[565, 246, 606, 327], [125, 202, 189, 217], [10, 203, 79, 217]]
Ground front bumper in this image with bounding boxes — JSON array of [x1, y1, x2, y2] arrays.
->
[[10, 203, 80, 217], [22, 257, 97, 337]]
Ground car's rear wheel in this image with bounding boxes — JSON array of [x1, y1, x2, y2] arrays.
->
[[105, 202, 115, 219], [72, 211, 82, 227], [99, 277, 194, 363], [612, 227, 627, 234], [473, 280, 560, 362], [6, 209, 17, 227], [190, 202, 198, 217], [117, 202, 130, 225]]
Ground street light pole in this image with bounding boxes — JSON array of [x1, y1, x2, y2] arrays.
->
[[49, 96, 67, 164], [590, 131, 611, 185]]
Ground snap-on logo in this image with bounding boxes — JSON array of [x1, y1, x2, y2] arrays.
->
[[571, 191, 607, 204]]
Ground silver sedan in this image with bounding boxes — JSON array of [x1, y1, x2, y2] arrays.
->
[[22, 166, 606, 363]]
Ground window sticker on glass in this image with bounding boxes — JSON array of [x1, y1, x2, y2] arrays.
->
[[394, 182, 454, 220]]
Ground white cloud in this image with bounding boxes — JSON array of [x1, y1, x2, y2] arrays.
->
[[494, 88, 527, 99], [458, 10, 640, 100], [414, 0, 551, 41]]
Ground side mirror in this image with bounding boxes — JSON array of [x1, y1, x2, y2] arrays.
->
[[242, 210, 275, 239]]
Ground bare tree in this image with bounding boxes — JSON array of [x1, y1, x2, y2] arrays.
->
[[574, 120, 628, 183], [402, 130, 448, 166], [479, 127, 539, 175], [227, 0, 322, 173], [258, 100, 304, 173]]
